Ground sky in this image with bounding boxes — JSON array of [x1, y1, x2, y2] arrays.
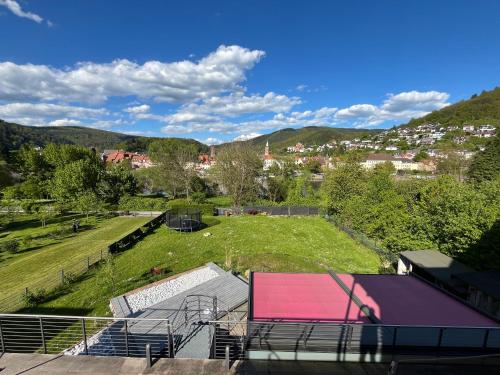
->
[[1, 1, 499, 145]]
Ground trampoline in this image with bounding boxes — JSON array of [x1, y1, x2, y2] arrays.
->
[[165, 208, 202, 232]]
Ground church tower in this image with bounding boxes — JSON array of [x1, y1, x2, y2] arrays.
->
[[264, 140, 270, 157]]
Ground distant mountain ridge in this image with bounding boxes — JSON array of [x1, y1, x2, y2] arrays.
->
[[0, 120, 207, 156], [230, 126, 383, 151], [401, 87, 500, 128]]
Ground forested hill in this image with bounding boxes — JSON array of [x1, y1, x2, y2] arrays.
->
[[0, 120, 207, 156], [229, 126, 382, 151], [402, 87, 500, 128]]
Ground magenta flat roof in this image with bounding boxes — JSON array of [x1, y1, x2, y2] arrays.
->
[[251, 272, 499, 327], [338, 274, 499, 327], [252, 272, 371, 323]]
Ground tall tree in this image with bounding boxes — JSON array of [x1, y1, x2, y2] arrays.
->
[[467, 133, 500, 183], [212, 143, 262, 208], [149, 139, 198, 198]]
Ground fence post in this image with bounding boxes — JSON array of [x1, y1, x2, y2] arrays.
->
[[167, 320, 174, 358], [60, 269, 65, 285], [145, 343, 152, 368], [39, 317, 47, 354], [81, 318, 88, 355], [0, 319, 5, 353], [124, 320, 129, 357]]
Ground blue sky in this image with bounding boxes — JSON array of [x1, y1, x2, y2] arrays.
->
[[1, 0, 499, 144]]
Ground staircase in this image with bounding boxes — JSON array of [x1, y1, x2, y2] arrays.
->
[[170, 295, 218, 359]]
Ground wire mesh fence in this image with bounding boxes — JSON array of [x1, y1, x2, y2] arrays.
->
[[215, 206, 320, 216], [326, 216, 398, 270]]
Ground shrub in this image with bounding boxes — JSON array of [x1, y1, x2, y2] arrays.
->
[[23, 288, 46, 307], [1, 239, 19, 254], [189, 192, 206, 204]]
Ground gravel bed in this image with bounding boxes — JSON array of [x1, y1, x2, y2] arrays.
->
[[126, 266, 220, 313]]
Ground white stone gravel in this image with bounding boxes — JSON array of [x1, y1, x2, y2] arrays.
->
[[125, 266, 220, 313]]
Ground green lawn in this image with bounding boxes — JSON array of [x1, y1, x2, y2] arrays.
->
[[31, 215, 381, 316], [0, 215, 149, 310]]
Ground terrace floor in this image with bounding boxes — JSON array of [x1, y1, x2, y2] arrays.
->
[[1, 353, 498, 374]]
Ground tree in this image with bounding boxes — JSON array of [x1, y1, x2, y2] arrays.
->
[[51, 159, 101, 202], [149, 139, 198, 198], [0, 159, 13, 189], [35, 205, 56, 227], [437, 152, 468, 181], [321, 161, 367, 215], [467, 133, 500, 183], [98, 163, 137, 204], [74, 191, 103, 219], [212, 143, 262, 208]]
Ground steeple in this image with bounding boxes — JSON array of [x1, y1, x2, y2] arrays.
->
[[265, 140, 270, 157]]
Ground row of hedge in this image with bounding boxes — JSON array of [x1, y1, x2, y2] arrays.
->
[[108, 211, 166, 253]]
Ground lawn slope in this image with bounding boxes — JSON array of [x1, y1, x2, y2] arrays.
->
[[33, 216, 381, 316]]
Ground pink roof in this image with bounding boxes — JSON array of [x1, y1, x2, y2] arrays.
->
[[252, 273, 371, 323], [338, 274, 499, 327], [251, 272, 499, 327]]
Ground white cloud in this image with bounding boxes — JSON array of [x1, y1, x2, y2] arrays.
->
[[199, 137, 224, 145], [0, 45, 265, 104], [335, 104, 379, 119], [296, 84, 308, 92], [381, 90, 450, 113], [0, 0, 43, 23], [334, 90, 450, 127], [47, 119, 83, 127], [161, 92, 301, 124], [234, 133, 262, 141], [0, 102, 107, 119], [124, 104, 150, 114]]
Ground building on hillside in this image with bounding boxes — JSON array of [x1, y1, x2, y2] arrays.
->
[[102, 150, 153, 169], [287, 142, 305, 153], [361, 153, 424, 171], [463, 125, 475, 133]]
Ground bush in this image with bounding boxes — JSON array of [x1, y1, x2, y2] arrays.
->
[[118, 195, 169, 211], [1, 239, 19, 254], [23, 288, 46, 307], [167, 199, 215, 216], [189, 192, 206, 204]]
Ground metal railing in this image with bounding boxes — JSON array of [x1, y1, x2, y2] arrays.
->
[[246, 321, 500, 355], [0, 313, 247, 362]]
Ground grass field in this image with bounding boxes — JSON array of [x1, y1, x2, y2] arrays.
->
[[0, 215, 149, 308], [30, 215, 381, 316]]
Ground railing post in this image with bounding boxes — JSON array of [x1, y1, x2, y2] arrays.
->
[[39, 317, 47, 354], [437, 327, 444, 348], [167, 320, 174, 358], [224, 345, 230, 370], [0, 319, 5, 353], [483, 328, 490, 348], [146, 343, 152, 368], [124, 320, 129, 357], [212, 322, 217, 359], [81, 318, 88, 355], [213, 296, 218, 320]]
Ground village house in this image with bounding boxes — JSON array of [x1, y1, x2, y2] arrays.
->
[[102, 150, 153, 169], [361, 153, 432, 172]]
